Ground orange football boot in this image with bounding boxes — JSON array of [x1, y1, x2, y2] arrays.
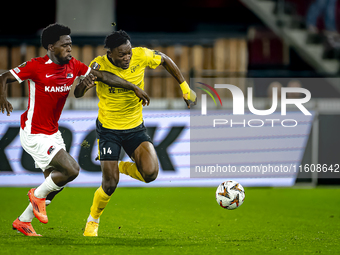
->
[[28, 188, 48, 224], [12, 218, 42, 236]]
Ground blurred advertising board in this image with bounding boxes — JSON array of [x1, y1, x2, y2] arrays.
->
[[0, 110, 313, 187]]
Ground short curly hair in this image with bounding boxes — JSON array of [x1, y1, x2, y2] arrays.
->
[[104, 30, 131, 49], [41, 23, 71, 50]]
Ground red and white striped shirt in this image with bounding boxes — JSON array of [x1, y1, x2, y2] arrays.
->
[[10, 55, 90, 135]]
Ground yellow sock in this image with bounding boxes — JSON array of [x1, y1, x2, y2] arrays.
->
[[90, 186, 111, 219], [118, 161, 145, 182]]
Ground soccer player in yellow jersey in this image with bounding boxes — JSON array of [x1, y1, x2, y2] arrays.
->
[[75, 30, 196, 236]]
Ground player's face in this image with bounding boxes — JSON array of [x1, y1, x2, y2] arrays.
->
[[52, 35, 73, 65], [108, 41, 132, 69]]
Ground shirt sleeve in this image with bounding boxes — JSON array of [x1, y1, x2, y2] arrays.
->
[[75, 59, 91, 79], [143, 48, 162, 69], [89, 57, 102, 71], [90, 57, 103, 85], [9, 60, 37, 83]]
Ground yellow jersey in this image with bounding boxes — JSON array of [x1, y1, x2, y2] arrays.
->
[[90, 47, 162, 130]]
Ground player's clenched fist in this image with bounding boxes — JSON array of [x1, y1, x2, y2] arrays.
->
[[0, 96, 13, 116], [180, 81, 197, 109], [74, 73, 98, 98], [82, 73, 97, 92], [134, 86, 150, 106]]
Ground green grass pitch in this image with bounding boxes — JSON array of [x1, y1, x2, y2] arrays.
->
[[0, 186, 339, 254]]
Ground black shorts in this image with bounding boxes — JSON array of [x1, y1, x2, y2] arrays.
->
[[96, 118, 152, 161]]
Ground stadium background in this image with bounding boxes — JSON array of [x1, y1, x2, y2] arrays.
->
[[1, 0, 339, 186]]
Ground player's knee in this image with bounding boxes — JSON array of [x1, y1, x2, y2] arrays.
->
[[67, 163, 80, 182], [101, 162, 119, 195], [144, 173, 157, 183], [102, 178, 118, 196], [142, 165, 159, 183]]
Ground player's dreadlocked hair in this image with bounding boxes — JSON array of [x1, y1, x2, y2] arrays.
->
[[104, 30, 131, 49], [41, 23, 71, 50]]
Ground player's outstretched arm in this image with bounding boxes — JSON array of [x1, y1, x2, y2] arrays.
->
[[74, 69, 150, 106], [159, 53, 197, 109], [94, 69, 150, 106], [0, 71, 15, 116]]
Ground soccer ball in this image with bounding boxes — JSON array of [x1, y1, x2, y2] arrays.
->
[[215, 180, 245, 210]]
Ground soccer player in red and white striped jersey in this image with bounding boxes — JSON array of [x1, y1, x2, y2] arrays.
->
[[0, 23, 150, 236]]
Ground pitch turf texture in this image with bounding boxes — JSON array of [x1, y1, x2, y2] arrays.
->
[[1, 187, 339, 254]]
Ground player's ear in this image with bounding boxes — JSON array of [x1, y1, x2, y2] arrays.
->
[[48, 44, 54, 52], [107, 50, 112, 58]]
